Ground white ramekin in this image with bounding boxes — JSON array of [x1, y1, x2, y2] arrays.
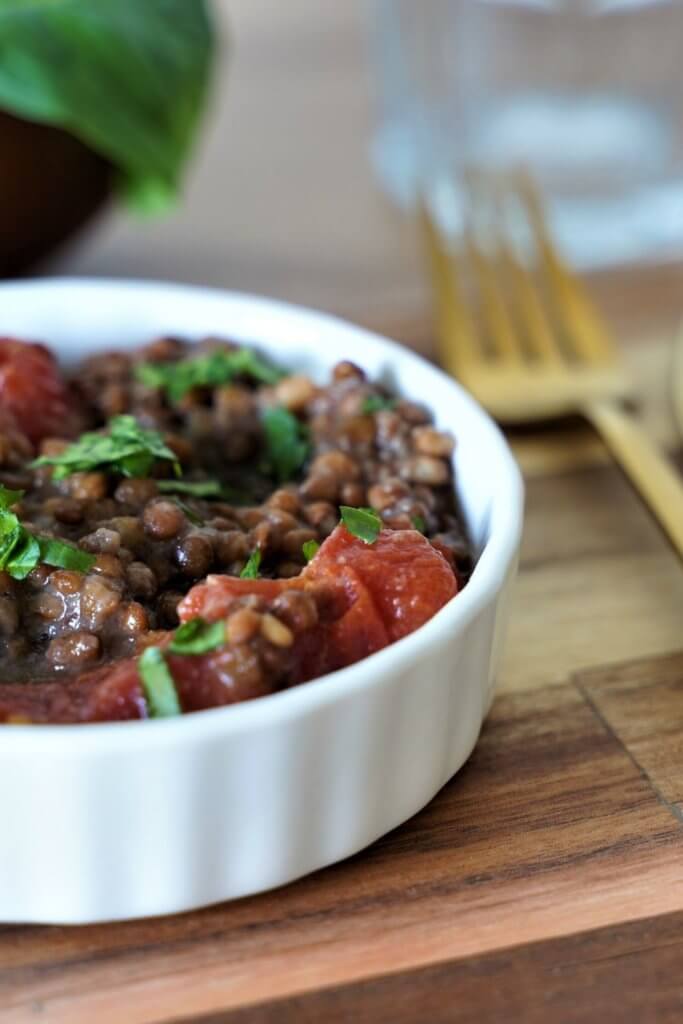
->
[[0, 279, 523, 924]]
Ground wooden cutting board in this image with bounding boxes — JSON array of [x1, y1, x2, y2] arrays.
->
[[2, 439, 683, 1023]]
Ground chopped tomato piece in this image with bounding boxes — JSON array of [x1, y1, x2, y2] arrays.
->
[[0, 338, 78, 446], [179, 525, 457, 678], [0, 657, 146, 724], [310, 527, 458, 641]]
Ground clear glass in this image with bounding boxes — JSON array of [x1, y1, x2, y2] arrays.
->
[[370, 0, 683, 268]]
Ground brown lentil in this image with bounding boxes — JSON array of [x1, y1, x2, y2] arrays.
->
[[143, 500, 185, 540]]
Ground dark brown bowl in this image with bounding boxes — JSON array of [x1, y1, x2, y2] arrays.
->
[[0, 111, 112, 277]]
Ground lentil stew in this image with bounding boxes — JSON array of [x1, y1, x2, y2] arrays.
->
[[0, 335, 471, 723]]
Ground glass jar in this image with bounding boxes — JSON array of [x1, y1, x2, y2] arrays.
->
[[370, 0, 683, 268]]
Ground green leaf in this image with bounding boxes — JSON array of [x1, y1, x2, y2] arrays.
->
[[361, 395, 396, 414], [32, 415, 180, 480], [302, 539, 320, 563], [0, 485, 96, 580], [411, 515, 426, 534], [0, 485, 23, 510], [261, 406, 310, 483], [169, 617, 226, 656], [38, 537, 96, 574], [0, 513, 23, 571], [240, 549, 261, 579], [0, 0, 215, 211], [339, 506, 382, 545], [136, 347, 284, 402], [139, 646, 181, 718], [158, 479, 222, 498], [6, 531, 40, 580]]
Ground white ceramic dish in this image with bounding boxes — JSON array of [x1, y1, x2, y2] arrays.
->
[[0, 279, 523, 924]]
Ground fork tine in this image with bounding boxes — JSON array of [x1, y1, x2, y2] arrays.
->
[[496, 239, 564, 364], [490, 180, 563, 365], [465, 172, 525, 363], [516, 172, 618, 365], [464, 229, 522, 362], [420, 203, 483, 380]]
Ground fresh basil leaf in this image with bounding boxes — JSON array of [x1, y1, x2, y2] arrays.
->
[[139, 647, 181, 718], [38, 538, 96, 574], [240, 549, 261, 579], [0, 485, 23, 510], [361, 395, 396, 414], [169, 617, 226, 655], [6, 532, 41, 580], [302, 539, 320, 563], [0, 0, 214, 212], [0, 514, 22, 570], [0, 486, 96, 580], [411, 515, 426, 534], [339, 506, 382, 545], [31, 415, 180, 480], [261, 406, 310, 483], [158, 479, 222, 498], [136, 347, 284, 402]]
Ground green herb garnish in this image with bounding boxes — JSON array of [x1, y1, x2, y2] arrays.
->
[[136, 347, 284, 403], [411, 515, 426, 534], [37, 538, 97, 574], [0, 488, 95, 580], [169, 618, 226, 655], [240, 549, 262, 579], [302, 539, 320, 563], [32, 415, 180, 480], [6, 532, 41, 581], [261, 406, 310, 483], [139, 647, 181, 718], [158, 479, 223, 498], [0, 485, 24, 508], [361, 395, 396, 415], [0, 1, 215, 213], [339, 506, 382, 545], [157, 478, 247, 505]]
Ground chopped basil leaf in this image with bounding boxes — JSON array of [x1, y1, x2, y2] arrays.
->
[[302, 539, 320, 562], [158, 479, 223, 498], [169, 618, 226, 655], [139, 647, 181, 718], [339, 506, 382, 545], [0, 485, 23, 510], [261, 406, 310, 483], [32, 415, 180, 480], [0, 513, 21, 568], [0, 487, 96, 580], [411, 515, 426, 534], [361, 395, 396, 415], [157, 477, 249, 505], [240, 549, 262, 579], [38, 538, 97, 574], [6, 532, 41, 580], [135, 347, 284, 402]]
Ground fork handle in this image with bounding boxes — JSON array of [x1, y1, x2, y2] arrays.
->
[[584, 398, 683, 559]]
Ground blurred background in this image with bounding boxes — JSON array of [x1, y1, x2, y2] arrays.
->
[[3, 0, 683, 387]]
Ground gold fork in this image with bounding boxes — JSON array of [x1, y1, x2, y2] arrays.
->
[[422, 171, 683, 559]]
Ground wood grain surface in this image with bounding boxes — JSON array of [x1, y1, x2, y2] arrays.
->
[[8, 1, 683, 1021]]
